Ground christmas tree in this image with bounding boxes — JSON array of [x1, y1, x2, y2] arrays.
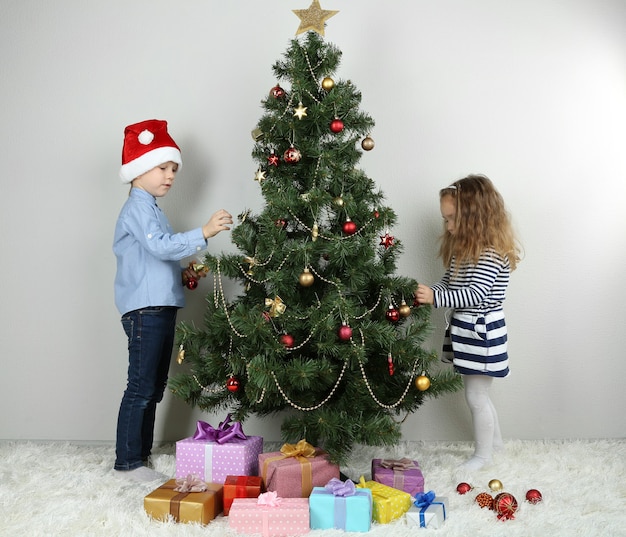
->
[[170, 2, 462, 464]]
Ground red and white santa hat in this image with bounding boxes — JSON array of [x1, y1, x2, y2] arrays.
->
[[119, 119, 182, 183]]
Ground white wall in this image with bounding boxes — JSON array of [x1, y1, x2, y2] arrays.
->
[[1, 0, 625, 445]]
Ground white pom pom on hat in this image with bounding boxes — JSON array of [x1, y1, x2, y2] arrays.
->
[[119, 119, 182, 183]]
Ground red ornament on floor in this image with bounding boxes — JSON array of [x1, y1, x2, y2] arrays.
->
[[456, 482, 472, 495], [494, 492, 518, 520], [475, 492, 494, 510], [526, 489, 543, 504]]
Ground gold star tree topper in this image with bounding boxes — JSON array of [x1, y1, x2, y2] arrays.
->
[[293, 0, 339, 36]]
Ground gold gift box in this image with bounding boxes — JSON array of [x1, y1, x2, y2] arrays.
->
[[144, 479, 223, 524]]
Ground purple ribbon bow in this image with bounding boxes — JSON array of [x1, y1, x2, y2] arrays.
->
[[325, 477, 357, 497], [192, 414, 247, 444], [414, 490, 436, 508]]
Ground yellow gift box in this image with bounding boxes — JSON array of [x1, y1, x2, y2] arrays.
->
[[144, 479, 223, 524], [356, 476, 412, 523]]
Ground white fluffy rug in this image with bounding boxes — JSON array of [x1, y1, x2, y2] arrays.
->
[[0, 439, 624, 537]]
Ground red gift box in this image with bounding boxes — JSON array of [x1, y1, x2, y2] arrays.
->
[[259, 440, 339, 498], [224, 475, 263, 516]]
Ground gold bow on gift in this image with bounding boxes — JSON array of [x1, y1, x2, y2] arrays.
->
[[280, 439, 316, 459], [265, 296, 286, 317]]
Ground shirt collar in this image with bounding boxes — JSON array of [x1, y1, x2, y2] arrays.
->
[[129, 187, 157, 205]]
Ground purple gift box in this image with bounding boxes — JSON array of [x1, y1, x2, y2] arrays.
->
[[176, 416, 263, 484], [371, 458, 424, 497]]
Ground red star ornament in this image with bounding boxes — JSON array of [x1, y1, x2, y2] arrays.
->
[[380, 231, 395, 249]]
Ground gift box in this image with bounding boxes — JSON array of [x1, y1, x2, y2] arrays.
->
[[309, 478, 373, 532], [144, 477, 223, 524], [356, 476, 412, 524], [176, 416, 263, 484], [372, 458, 424, 496], [259, 440, 340, 498], [406, 491, 448, 529], [228, 491, 310, 536], [223, 475, 263, 516]]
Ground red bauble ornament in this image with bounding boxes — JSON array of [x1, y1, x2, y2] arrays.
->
[[494, 493, 518, 520], [283, 146, 302, 164], [475, 492, 494, 510], [525, 489, 543, 504], [330, 118, 344, 133], [338, 323, 352, 341], [185, 277, 198, 290], [275, 218, 288, 228], [342, 219, 357, 235], [373, 210, 380, 219], [267, 151, 280, 167], [385, 306, 400, 323], [226, 376, 240, 392], [456, 482, 473, 495], [270, 84, 285, 98], [280, 333, 295, 348], [387, 353, 394, 376]]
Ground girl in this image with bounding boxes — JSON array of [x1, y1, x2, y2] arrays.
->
[[416, 174, 521, 471]]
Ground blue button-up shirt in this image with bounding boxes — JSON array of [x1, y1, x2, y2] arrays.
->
[[113, 188, 207, 315]]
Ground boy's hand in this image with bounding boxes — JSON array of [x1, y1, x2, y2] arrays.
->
[[203, 209, 233, 239]]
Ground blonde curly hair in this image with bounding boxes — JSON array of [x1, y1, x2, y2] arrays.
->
[[438, 174, 521, 271]]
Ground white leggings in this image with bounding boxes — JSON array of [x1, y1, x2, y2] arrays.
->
[[464, 375, 503, 461]]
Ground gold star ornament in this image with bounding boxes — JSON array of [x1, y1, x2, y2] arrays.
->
[[293, 0, 339, 36]]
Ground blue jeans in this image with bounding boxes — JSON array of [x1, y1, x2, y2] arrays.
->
[[114, 306, 178, 471]]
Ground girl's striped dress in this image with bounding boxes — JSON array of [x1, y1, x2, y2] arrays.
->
[[431, 250, 511, 377]]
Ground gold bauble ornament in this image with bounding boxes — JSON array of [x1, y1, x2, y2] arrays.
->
[[415, 373, 431, 391], [489, 479, 503, 492], [321, 76, 335, 91], [298, 268, 315, 287], [361, 135, 375, 151], [176, 344, 185, 365], [398, 301, 411, 318], [333, 196, 344, 207]]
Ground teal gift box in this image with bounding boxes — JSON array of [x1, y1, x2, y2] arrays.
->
[[309, 478, 372, 533], [406, 492, 448, 529]]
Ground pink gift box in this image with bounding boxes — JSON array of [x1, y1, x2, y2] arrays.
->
[[176, 434, 263, 484], [372, 458, 424, 496], [259, 446, 339, 498], [228, 496, 310, 536]]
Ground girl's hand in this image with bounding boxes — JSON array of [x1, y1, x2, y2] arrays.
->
[[415, 283, 434, 305]]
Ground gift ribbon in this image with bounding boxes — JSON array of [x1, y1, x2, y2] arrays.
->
[[379, 458, 417, 491], [174, 474, 208, 493], [262, 439, 316, 497], [192, 414, 247, 444], [258, 491, 282, 537], [265, 296, 286, 317], [414, 490, 446, 528], [325, 478, 357, 529]]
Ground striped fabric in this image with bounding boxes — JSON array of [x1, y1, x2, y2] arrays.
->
[[433, 251, 511, 377]]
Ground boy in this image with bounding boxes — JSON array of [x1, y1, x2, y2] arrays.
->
[[113, 119, 232, 482]]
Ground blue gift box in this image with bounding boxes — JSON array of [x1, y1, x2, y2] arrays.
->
[[309, 479, 373, 532]]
